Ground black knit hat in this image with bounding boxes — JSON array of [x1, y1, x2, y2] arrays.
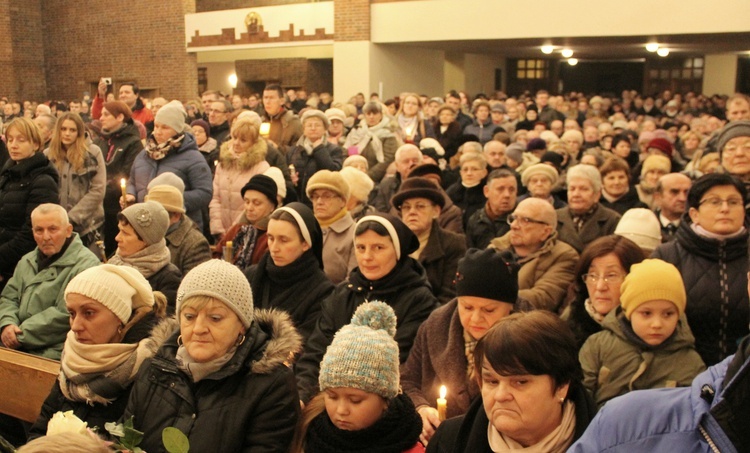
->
[[391, 177, 445, 210], [356, 213, 419, 261], [456, 248, 519, 303], [241, 174, 278, 207], [527, 138, 547, 152]]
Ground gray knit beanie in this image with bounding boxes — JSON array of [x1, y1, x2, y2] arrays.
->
[[176, 259, 254, 328], [717, 120, 750, 155], [319, 301, 400, 399], [155, 100, 189, 134], [120, 201, 170, 246]]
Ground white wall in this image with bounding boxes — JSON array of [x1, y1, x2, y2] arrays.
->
[[703, 54, 739, 95], [369, 45, 444, 99], [203, 62, 236, 94], [333, 41, 372, 104], [464, 54, 502, 95]]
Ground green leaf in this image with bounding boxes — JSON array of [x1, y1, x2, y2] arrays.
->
[[162, 427, 190, 453], [122, 424, 144, 449]]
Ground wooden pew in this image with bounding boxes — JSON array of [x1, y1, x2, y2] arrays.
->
[[0, 348, 59, 423]]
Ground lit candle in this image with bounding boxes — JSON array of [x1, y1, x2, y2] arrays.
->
[[405, 124, 415, 140], [120, 178, 127, 200], [437, 385, 447, 421], [259, 122, 271, 137], [223, 240, 234, 262]]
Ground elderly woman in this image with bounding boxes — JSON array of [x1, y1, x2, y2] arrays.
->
[[288, 110, 343, 205], [93, 101, 144, 255], [433, 104, 463, 160], [125, 101, 212, 232], [599, 157, 648, 215], [111, 201, 182, 311], [635, 154, 671, 209], [519, 162, 566, 208], [462, 100, 497, 145], [0, 118, 59, 286], [306, 170, 357, 284], [247, 202, 334, 343], [446, 152, 489, 229], [653, 173, 749, 366], [561, 129, 584, 164], [124, 260, 302, 452], [563, 235, 645, 349], [45, 112, 106, 254], [392, 177, 466, 304], [215, 173, 277, 270], [339, 166, 376, 222], [427, 311, 595, 452], [190, 119, 218, 175], [556, 164, 621, 253], [295, 213, 439, 403], [396, 92, 434, 145], [343, 101, 400, 183], [401, 248, 520, 445], [28, 265, 170, 439], [209, 117, 271, 238]]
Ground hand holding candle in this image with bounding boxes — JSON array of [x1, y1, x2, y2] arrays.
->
[[120, 178, 127, 200], [437, 385, 447, 421], [259, 122, 271, 137]]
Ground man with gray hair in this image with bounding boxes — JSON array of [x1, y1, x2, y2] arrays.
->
[[33, 113, 56, 150], [555, 164, 621, 253], [372, 144, 423, 212], [490, 197, 578, 311], [0, 204, 100, 359]]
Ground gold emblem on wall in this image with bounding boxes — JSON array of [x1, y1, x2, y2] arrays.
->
[[245, 12, 262, 34]]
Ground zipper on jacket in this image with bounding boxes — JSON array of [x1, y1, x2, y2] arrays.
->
[[698, 424, 721, 453]]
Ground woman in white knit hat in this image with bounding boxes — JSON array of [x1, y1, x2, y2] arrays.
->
[[27, 264, 170, 440], [124, 259, 302, 453]]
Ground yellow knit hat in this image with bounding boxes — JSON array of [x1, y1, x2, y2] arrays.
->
[[619, 259, 686, 319]]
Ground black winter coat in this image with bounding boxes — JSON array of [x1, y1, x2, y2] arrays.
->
[[124, 309, 302, 453], [600, 185, 648, 215], [446, 178, 487, 231], [146, 263, 182, 314], [288, 141, 343, 206], [295, 258, 439, 402], [0, 152, 59, 280], [652, 217, 749, 366]]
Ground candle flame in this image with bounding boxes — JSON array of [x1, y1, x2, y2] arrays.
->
[[120, 178, 126, 187], [260, 122, 271, 136], [439, 385, 446, 399]]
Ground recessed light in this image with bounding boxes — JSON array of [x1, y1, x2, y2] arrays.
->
[[657, 48, 669, 57], [541, 45, 554, 54], [568, 58, 578, 66], [561, 49, 574, 58], [646, 43, 659, 52]]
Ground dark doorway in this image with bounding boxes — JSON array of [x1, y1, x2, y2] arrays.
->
[[560, 61, 644, 96], [738, 57, 750, 95]]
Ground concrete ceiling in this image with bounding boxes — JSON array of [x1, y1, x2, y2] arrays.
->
[[390, 32, 750, 61]]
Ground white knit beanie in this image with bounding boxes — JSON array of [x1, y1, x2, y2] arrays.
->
[[339, 166, 374, 202], [176, 260, 254, 328], [155, 100, 188, 134], [614, 208, 662, 252], [65, 264, 155, 324]]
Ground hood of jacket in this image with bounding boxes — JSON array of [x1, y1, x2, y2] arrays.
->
[[218, 136, 268, 171], [347, 256, 432, 297], [601, 307, 697, 353]]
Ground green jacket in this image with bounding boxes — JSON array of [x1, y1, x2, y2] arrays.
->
[[579, 307, 706, 409], [0, 234, 100, 359]]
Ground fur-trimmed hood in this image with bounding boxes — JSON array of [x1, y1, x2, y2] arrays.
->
[[218, 137, 268, 171], [143, 317, 180, 356], [249, 308, 303, 374]]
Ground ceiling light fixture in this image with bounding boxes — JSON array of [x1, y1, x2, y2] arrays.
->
[[656, 48, 670, 57], [541, 45, 554, 54], [568, 58, 578, 66], [561, 48, 574, 58], [645, 42, 659, 52]]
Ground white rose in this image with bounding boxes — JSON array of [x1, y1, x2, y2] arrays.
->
[[47, 410, 88, 436]]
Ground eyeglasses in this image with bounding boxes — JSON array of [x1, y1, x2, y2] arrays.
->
[[310, 193, 339, 202], [399, 202, 433, 212], [206, 109, 225, 114], [698, 197, 744, 209], [582, 273, 624, 285], [507, 214, 548, 227]]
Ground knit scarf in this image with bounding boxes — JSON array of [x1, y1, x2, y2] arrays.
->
[[176, 344, 238, 382], [232, 224, 259, 271], [145, 133, 185, 161], [397, 114, 419, 140], [318, 208, 348, 229], [344, 117, 392, 163], [487, 401, 575, 453], [304, 393, 422, 453], [108, 239, 171, 278], [584, 298, 606, 324], [690, 223, 747, 241], [570, 204, 598, 232], [464, 329, 478, 381], [59, 330, 153, 405]]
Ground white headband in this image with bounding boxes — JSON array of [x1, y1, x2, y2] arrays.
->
[[275, 206, 312, 246], [357, 215, 402, 260]]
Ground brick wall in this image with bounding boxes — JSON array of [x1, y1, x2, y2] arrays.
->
[[38, 0, 198, 102], [197, 0, 316, 13], [0, 0, 16, 99], [235, 58, 332, 94], [2, 0, 47, 101], [334, 0, 369, 41]]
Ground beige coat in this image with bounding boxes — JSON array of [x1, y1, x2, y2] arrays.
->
[[321, 212, 358, 284]]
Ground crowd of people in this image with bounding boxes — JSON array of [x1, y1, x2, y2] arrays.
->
[[1, 82, 750, 452]]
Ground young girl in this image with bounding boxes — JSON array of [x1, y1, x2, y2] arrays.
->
[[293, 302, 424, 453], [579, 259, 705, 408]]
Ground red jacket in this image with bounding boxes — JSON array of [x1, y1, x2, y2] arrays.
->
[[92, 95, 154, 125]]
